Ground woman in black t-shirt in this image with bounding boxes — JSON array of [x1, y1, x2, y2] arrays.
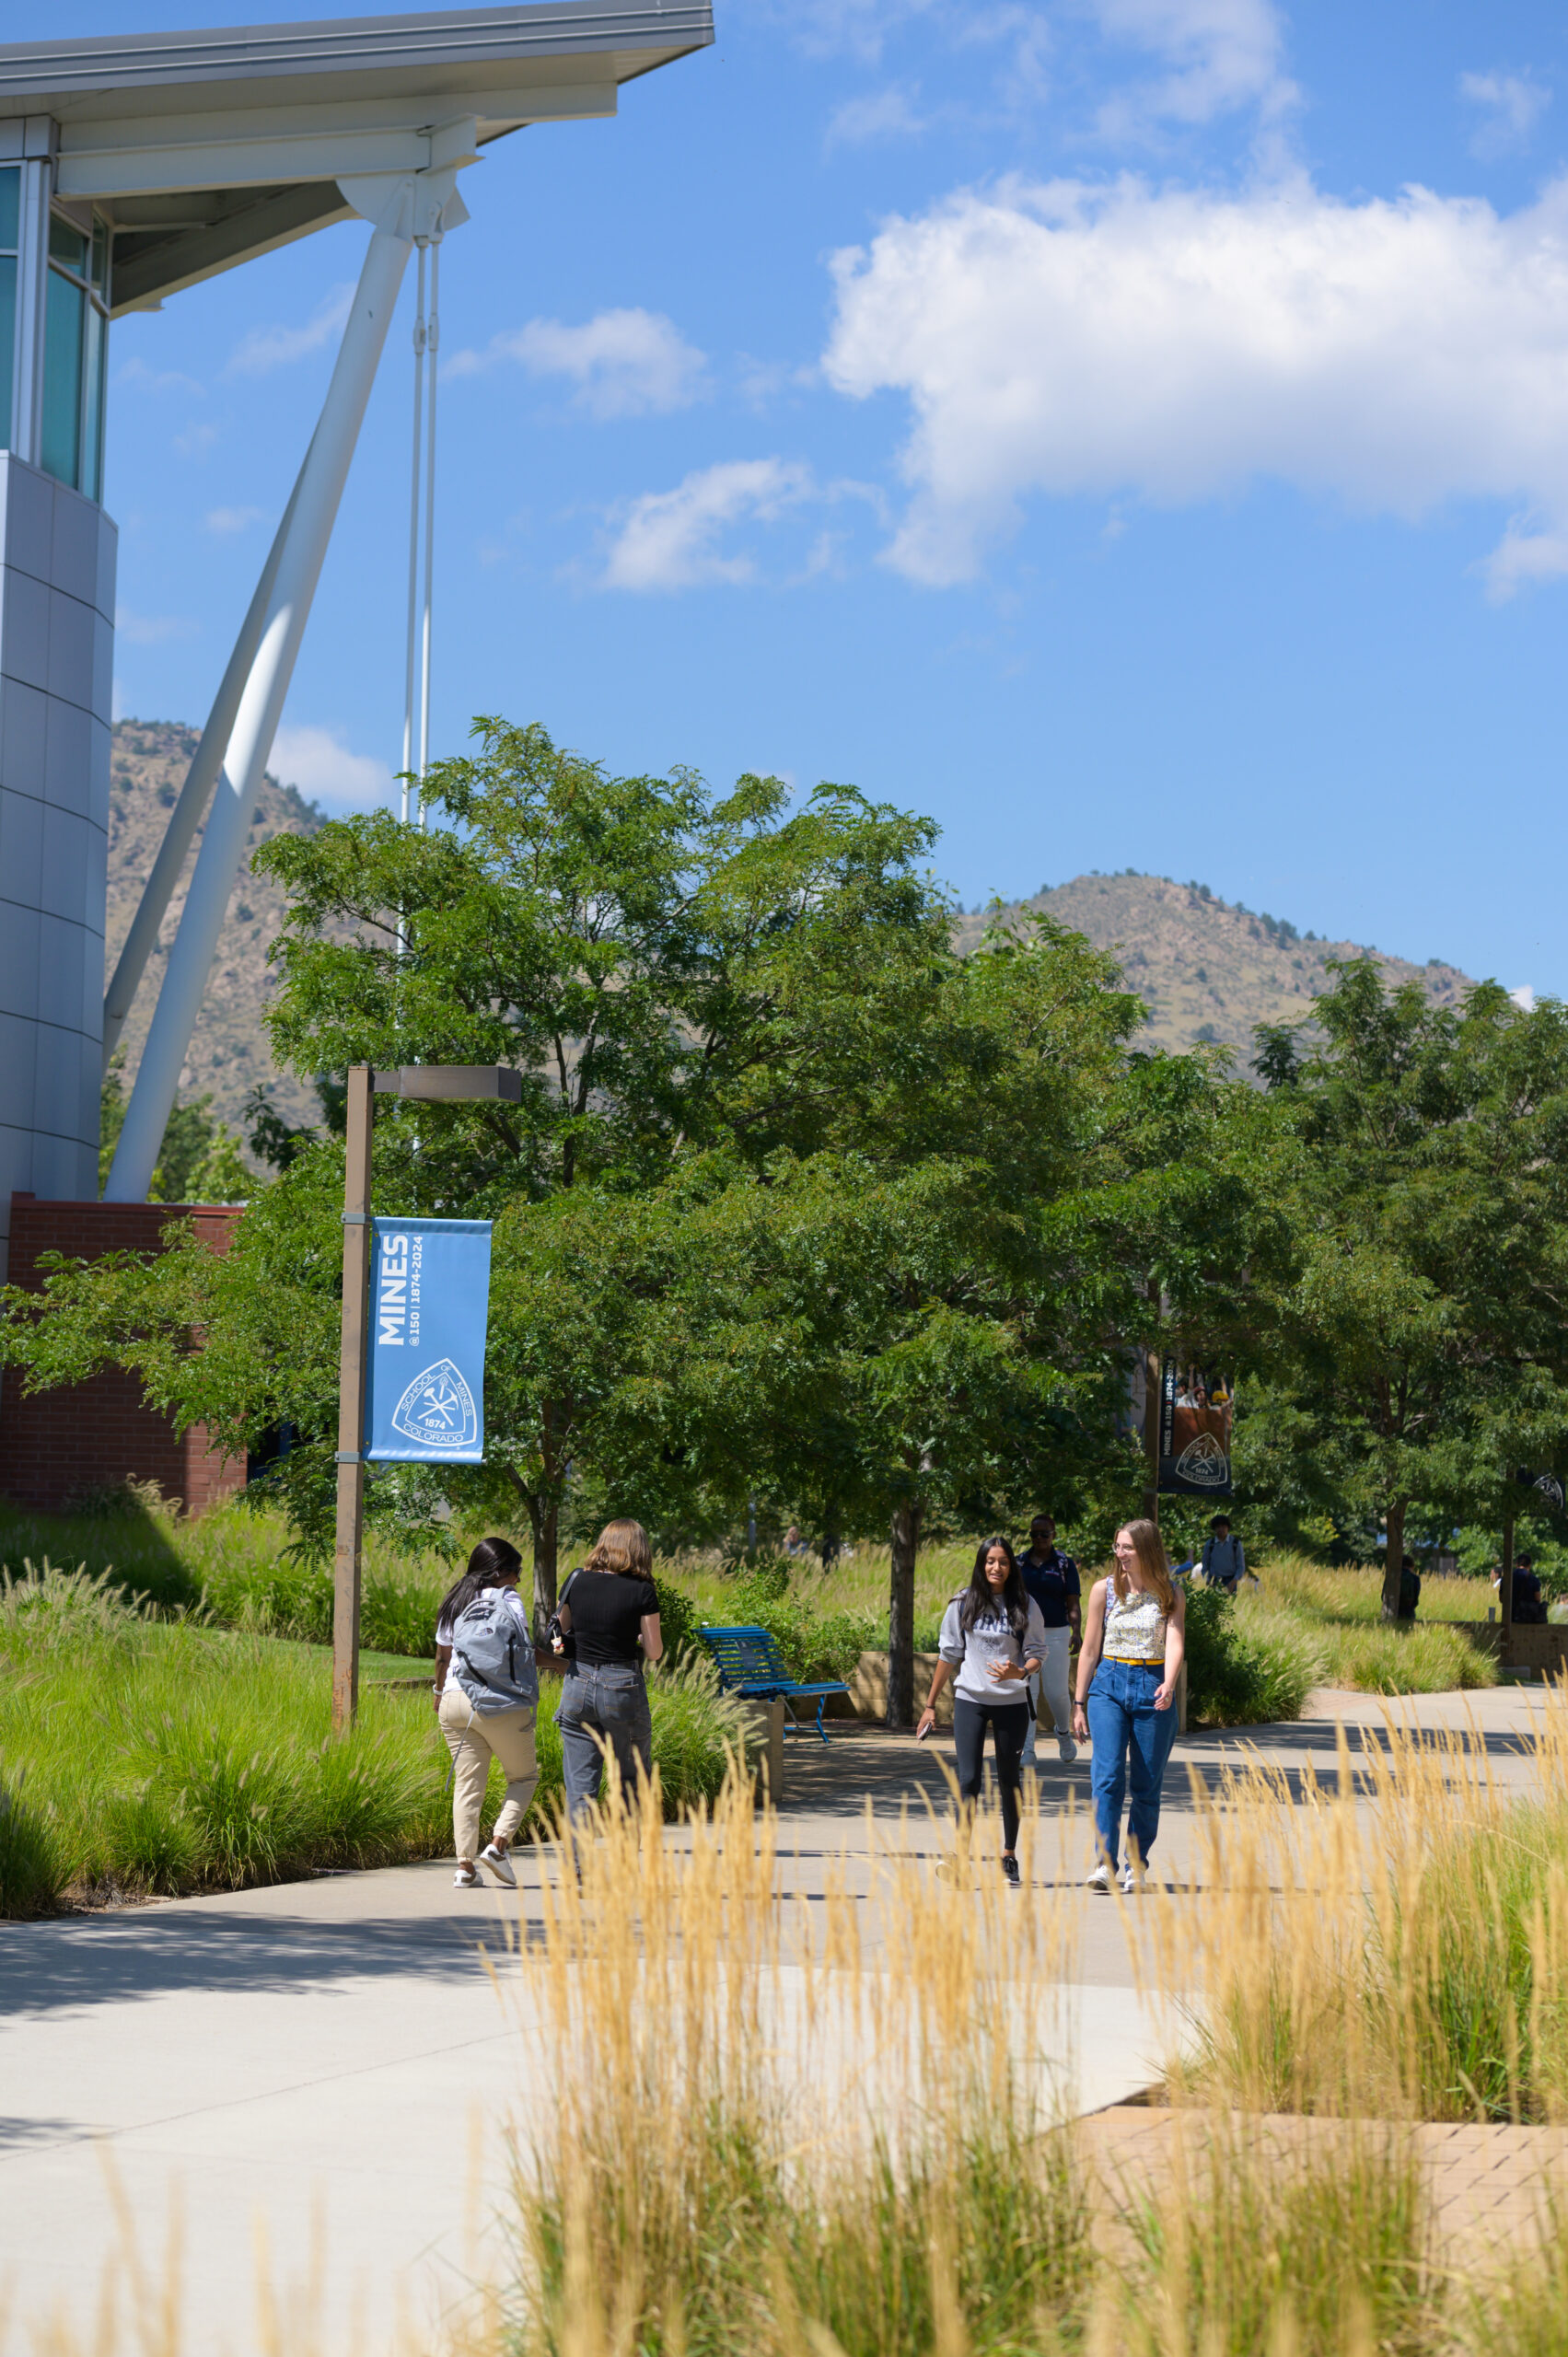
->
[[554, 1518, 663, 1823]]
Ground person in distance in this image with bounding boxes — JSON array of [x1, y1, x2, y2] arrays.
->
[[1016, 1513, 1081, 1771]]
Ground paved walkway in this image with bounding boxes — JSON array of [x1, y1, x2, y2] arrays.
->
[[0, 1683, 1554, 2352]]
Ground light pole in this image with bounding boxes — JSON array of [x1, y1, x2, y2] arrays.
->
[[333, 1061, 521, 1732]]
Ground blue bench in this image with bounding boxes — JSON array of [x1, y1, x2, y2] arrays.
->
[[697, 1624, 850, 1744]]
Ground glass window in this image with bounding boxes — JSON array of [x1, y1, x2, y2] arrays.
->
[[90, 218, 109, 300], [41, 267, 83, 488], [0, 168, 18, 253], [48, 215, 87, 274], [0, 254, 14, 452], [81, 303, 105, 502]]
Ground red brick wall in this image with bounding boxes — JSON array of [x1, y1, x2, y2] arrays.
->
[[0, 1194, 246, 1517]]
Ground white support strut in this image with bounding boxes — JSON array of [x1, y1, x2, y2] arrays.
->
[[105, 166, 464, 1204], [102, 435, 314, 1072]]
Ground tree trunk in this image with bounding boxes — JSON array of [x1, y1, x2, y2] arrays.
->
[[887, 1500, 921, 1728], [1380, 1499, 1407, 1621], [514, 1478, 560, 1641], [1501, 1508, 1516, 1660]]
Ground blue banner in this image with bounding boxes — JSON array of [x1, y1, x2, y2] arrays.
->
[[365, 1217, 492, 1463]]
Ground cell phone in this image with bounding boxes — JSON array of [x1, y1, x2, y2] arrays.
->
[[916, 1718, 933, 1741]]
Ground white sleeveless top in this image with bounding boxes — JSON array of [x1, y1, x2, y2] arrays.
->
[[1103, 1579, 1167, 1663]]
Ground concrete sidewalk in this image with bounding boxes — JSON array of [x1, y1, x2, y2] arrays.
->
[[0, 1682, 1551, 2352]]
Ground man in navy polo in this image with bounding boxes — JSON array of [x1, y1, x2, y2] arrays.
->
[[1016, 1514, 1080, 1768]]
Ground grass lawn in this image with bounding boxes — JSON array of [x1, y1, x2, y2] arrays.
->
[[0, 1565, 752, 1918]]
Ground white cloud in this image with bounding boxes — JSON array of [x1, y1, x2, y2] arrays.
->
[[1089, 0, 1295, 132], [173, 420, 218, 461], [271, 723, 394, 813], [115, 608, 199, 645], [115, 355, 205, 398], [822, 172, 1568, 591], [600, 459, 816, 590], [1460, 69, 1551, 160], [827, 82, 929, 143], [1510, 984, 1537, 1012], [204, 505, 268, 536], [226, 284, 354, 377], [759, 0, 938, 64], [446, 308, 708, 418]]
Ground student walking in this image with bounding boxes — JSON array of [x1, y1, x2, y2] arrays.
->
[[1072, 1520, 1186, 1894], [434, 1537, 540, 1889], [1200, 1515, 1245, 1593], [1016, 1513, 1080, 1770], [554, 1518, 664, 1822], [918, 1538, 1048, 1887]]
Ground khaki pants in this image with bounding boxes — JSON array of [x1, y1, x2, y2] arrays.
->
[[439, 1685, 538, 1862]]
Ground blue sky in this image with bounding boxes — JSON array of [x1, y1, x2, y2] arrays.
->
[[31, 0, 1568, 998]]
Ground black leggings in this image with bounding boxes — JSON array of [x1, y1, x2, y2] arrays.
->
[[951, 1698, 1029, 1852]]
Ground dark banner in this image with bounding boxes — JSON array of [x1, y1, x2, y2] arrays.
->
[[1158, 1360, 1234, 1497], [1516, 1467, 1567, 1516]]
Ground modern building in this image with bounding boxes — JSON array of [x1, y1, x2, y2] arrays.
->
[[0, 3, 712, 1283]]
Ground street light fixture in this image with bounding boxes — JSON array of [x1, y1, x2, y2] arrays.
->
[[333, 1061, 521, 1730]]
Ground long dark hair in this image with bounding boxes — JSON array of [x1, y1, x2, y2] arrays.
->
[[958, 1535, 1028, 1640], [437, 1535, 524, 1629]]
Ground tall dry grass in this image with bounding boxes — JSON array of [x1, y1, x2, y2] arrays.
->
[[1142, 1687, 1568, 2122], [14, 1733, 1568, 2353], [487, 1762, 1469, 2357]]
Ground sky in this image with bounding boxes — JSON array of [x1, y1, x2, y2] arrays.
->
[[29, 0, 1568, 999]]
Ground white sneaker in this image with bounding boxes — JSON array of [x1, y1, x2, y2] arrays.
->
[[1086, 1863, 1112, 1892], [480, 1842, 517, 1888], [453, 1864, 480, 1887], [1120, 1863, 1137, 1895]]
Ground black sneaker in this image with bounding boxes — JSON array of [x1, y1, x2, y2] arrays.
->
[[1002, 1853, 1021, 1887]]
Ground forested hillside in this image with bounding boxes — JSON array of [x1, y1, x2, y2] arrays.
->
[[107, 719, 327, 1132], [106, 727, 1481, 1132], [954, 871, 1476, 1071]]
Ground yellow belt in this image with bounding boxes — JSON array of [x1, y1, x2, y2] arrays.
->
[[1104, 1654, 1163, 1666]]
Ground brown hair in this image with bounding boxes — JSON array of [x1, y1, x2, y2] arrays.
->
[[1112, 1519, 1176, 1613], [584, 1518, 653, 1581]]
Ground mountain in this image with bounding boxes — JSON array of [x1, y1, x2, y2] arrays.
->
[[953, 871, 1477, 1070], [104, 729, 1482, 1133], [107, 718, 328, 1134]]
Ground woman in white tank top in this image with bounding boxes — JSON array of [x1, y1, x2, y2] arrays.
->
[[1071, 1519, 1186, 1895]]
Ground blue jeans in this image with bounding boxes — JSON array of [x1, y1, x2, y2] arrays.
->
[[1087, 1658, 1178, 1870], [556, 1665, 653, 1821]]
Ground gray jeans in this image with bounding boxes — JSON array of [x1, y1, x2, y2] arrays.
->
[[556, 1664, 653, 1820]]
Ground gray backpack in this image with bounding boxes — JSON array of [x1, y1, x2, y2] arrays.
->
[[452, 1589, 538, 1715]]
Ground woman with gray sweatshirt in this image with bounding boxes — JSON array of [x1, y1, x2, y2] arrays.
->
[[917, 1537, 1047, 1886]]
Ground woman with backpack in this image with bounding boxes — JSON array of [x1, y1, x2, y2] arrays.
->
[[916, 1537, 1049, 1887], [554, 1518, 663, 1823], [433, 1536, 539, 1889], [1072, 1519, 1186, 1894]]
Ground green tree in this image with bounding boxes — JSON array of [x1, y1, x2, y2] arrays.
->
[[99, 1058, 254, 1203], [1246, 963, 1568, 1612]]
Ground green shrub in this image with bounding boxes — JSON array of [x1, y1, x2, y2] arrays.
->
[[715, 1568, 881, 1683], [1184, 1582, 1325, 1725], [0, 1566, 751, 1913], [0, 1766, 61, 1916], [1328, 1619, 1495, 1694]]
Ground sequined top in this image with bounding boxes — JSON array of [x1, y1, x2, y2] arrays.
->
[[1102, 1579, 1168, 1664]]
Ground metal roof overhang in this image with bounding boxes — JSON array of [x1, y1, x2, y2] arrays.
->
[[0, 4, 713, 314]]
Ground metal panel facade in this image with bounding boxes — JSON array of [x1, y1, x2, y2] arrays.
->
[[0, 448, 115, 1279]]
